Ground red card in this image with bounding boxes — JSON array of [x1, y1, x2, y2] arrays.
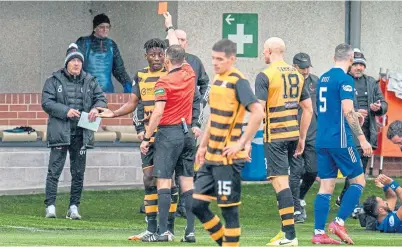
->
[[158, 2, 168, 15]]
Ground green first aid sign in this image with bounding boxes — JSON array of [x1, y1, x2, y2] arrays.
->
[[222, 13, 258, 58]]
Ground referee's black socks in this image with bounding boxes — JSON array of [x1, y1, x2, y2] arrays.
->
[[276, 188, 296, 240], [157, 188, 171, 234], [181, 189, 195, 235], [167, 186, 178, 234]]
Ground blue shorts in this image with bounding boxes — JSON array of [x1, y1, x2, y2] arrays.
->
[[317, 147, 363, 179]]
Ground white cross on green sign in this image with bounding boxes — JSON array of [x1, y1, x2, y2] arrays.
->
[[222, 13, 258, 58]]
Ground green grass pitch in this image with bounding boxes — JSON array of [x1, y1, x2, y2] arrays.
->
[[1, 180, 402, 246]]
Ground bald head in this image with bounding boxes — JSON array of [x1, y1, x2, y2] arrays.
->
[[264, 37, 286, 54], [262, 37, 286, 64], [175, 29, 188, 49]]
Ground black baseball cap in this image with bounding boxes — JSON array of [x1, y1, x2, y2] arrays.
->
[[293, 52, 312, 69]]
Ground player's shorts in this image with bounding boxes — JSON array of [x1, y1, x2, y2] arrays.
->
[[194, 163, 243, 207], [152, 125, 195, 179], [141, 143, 154, 169], [317, 146, 363, 179], [264, 140, 298, 178]]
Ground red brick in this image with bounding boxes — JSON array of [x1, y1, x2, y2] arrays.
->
[[0, 112, 17, 118], [9, 119, 28, 126], [0, 94, 5, 104], [18, 112, 36, 118], [20, 93, 27, 104], [10, 105, 27, 111], [395, 158, 402, 163], [5, 94, 12, 104], [11, 94, 19, 104], [123, 94, 130, 102], [28, 105, 43, 111], [107, 103, 121, 111], [25, 94, 31, 104], [28, 119, 47, 125], [108, 94, 116, 103], [36, 112, 48, 119], [382, 170, 402, 177], [18, 94, 24, 104], [106, 94, 113, 103], [0, 105, 9, 111], [31, 94, 38, 104], [0, 119, 9, 125], [37, 95, 42, 103], [116, 94, 124, 103], [101, 119, 120, 126], [120, 118, 133, 125]]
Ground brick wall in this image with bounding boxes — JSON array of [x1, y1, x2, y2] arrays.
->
[[371, 157, 402, 177], [0, 93, 400, 175], [0, 93, 133, 126]]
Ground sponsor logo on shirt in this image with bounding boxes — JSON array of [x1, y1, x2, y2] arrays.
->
[[342, 85, 353, 92]]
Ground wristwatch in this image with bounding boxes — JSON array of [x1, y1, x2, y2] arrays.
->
[[166, 26, 174, 32], [143, 137, 151, 142]]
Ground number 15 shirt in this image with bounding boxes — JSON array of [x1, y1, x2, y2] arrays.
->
[[255, 61, 310, 143], [315, 67, 355, 149]]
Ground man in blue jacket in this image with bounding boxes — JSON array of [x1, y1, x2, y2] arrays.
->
[[76, 13, 132, 93]]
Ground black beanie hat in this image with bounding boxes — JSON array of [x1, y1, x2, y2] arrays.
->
[[353, 48, 366, 67], [65, 43, 84, 67], [93, 13, 110, 29]]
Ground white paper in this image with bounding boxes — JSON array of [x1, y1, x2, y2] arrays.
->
[[77, 112, 101, 132]]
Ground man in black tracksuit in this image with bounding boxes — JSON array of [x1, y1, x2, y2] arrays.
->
[[336, 49, 388, 206], [288, 53, 319, 224], [42, 43, 107, 220]]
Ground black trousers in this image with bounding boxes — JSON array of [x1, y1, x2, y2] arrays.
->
[[44, 135, 87, 207]]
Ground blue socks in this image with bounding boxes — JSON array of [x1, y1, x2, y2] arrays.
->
[[314, 194, 331, 231], [314, 184, 364, 232], [337, 183, 364, 221]]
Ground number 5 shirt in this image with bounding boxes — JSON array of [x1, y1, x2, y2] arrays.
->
[[255, 61, 310, 143], [315, 68, 355, 148]]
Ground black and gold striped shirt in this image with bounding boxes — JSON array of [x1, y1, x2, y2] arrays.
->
[[132, 67, 167, 142], [255, 61, 310, 143], [205, 67, 258, 166]]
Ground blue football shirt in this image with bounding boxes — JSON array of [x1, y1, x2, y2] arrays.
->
[[316, 68, 355, 148]]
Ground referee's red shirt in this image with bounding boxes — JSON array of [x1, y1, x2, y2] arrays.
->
[[154, 63, 195, 125]]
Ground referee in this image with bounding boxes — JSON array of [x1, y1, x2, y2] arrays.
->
[[139, 12, 197, 243]]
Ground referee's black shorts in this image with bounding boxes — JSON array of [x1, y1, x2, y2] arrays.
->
[[152, 125, 196, 179]]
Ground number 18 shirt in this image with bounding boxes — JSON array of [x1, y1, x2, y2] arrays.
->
[[316, 68, 355, 148]]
